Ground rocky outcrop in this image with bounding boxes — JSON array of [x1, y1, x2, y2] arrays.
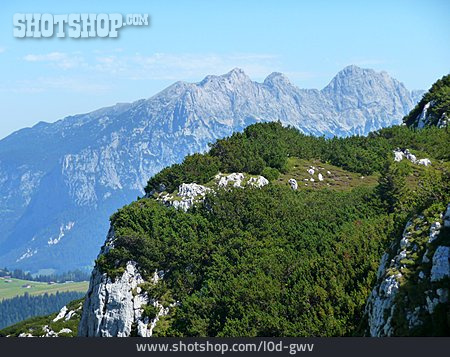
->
[[78, 261, 150, 337], [156, 183, 212, 211], [393, 148, 431, 166], [155, 173, 269, 211], [365, 204, 450, 336], [247, 176, 269, 188], [218, 173, 245, 188], [415, 101, 448, 129]]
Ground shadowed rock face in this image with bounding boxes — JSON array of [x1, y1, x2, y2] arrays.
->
[[365, 204, 450, 336], [0, 66, 422, 273]]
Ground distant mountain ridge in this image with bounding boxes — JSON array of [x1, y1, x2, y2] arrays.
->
[[0, 65, 424, 273]]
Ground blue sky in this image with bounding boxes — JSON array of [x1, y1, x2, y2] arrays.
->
[[0, 0, 449, 139]]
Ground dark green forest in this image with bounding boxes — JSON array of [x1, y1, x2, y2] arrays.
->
[[0, 291, 85, 330], [0, 268, 90, 283]]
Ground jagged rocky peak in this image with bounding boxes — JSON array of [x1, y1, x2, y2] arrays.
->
[[324, 65, 409, 97], [200, 67, 251, 87], [264, 72, 292, 87]]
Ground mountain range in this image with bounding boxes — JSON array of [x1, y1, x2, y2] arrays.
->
[[0, 65, 425, 273]]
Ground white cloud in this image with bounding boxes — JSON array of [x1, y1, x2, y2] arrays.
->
[[23, 52, 85, 70], [92, 52, 281, 81], [22, 51, 282, 80], [6, 76, 112, 94], [17, 51, 313, 94]]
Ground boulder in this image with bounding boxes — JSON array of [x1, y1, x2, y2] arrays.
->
[[288, 178, 298, 190], [247, 176, 269, 188], [431, 246, 450, 282], [417, 158, 432, 166], [393, 149, 404, 162], [218, 173, 245, 188]]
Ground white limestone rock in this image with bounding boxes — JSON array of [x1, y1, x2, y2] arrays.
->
[[366, 273, 402, 336], [376, 253, 389, 280], [416, 101, 432, 129], [318, 173, 324, 181], [393, 149, 404, 162], [288, 178, 298, 190], [18, 333, 34, 338], [404, 149, 417, 164], [158, 183, 211, 211], [58, 328, 73, 335], [218, 173, 245, 188], [53, 306, 68, 322], [431, 246, 450, 282], [307, 168, 315, 175], [393, 148, 430, 166], [428, 222, 441, 243], [417, 158, 432, 166], [247, 176, 269, 188], [78, 261, 152, 337], [178, 183, 211, 198]]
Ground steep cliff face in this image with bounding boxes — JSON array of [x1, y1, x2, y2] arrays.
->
[[0, 66, 423, 273], [365, 203, 450, 336], [78, 229, 172, 337], [403, 74, 449, 128]]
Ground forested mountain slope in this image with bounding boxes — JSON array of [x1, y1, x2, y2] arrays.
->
[[76, 119, 449, 337]]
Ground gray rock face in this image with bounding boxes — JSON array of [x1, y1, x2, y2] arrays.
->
[[0, 66, 422, 273], [78, 260, 152, 337], [77, 226, 176, 337]]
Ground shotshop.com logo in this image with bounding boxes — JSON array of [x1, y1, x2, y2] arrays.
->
[[13, 13, 150, 38]]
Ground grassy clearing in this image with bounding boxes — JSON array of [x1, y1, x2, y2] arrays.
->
[[0, 278, 88, 300], [274, 157, 379, 191]]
